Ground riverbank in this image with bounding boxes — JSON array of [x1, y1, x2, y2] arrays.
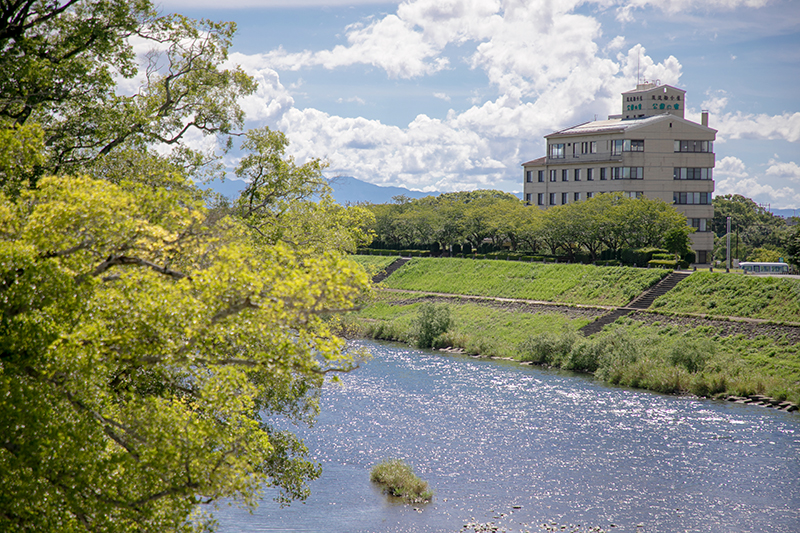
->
[[346, 257, 800, 407]]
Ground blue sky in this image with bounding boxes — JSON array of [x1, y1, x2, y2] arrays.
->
[[158, 0, 800, 210]]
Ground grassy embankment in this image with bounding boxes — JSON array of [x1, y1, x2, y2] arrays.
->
[[347, 257, 800, 405]]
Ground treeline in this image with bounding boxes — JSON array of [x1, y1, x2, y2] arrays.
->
[[364, 190, 694, 264], [712, 194, 799, 265]]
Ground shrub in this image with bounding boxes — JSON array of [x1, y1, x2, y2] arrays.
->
[[413, 302, 453, 349], [564, 337, 603, 373], [648, 259, 677, 269], [370, 459, 432, 503], [665, 337, 714, 372], [518, 331, 577, 366]]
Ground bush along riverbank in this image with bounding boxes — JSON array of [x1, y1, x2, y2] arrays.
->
[[342, 288, 800, 408]]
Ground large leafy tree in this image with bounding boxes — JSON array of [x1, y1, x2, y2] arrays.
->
[[0, 174, 369, 532], [0, 2, 373, 532], [0, 0, 255, 178], [711, 194, 788, 261]]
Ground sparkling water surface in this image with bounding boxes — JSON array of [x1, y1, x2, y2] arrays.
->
[[216, 341, 800, 533]]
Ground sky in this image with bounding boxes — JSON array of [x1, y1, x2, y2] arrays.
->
[[157, 0, 800, 211]]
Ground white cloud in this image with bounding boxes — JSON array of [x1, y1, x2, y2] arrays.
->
[[715, 156, 800, 209], [158, 0, 395, 8], [701, 89, 729, 116], [714, 111, 800, 143], [336, 96, 367, 105], [766, 159, 800, 181], [214, 0, 795, 200], [615, 0, 771, 22], [607, 36, 626, 51], [262, 13, 450, 78]]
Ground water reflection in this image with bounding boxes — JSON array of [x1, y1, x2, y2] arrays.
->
[[216, 341, 800, 533]]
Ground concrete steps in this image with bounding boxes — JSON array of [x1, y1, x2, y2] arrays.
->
[[626, 271, 691, 310], [371, 257, 411, 284], [578, 308, 632, 336], [579, 271, 692, 336]]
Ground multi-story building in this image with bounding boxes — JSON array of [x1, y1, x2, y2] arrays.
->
[[522, 82, 715, 264]]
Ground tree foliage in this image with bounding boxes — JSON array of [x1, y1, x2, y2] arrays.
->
[[711, 194, 789, 262], [363, 191, 692, 261], [0, 0, 256, 178], [1, 2, 375, 532], [0, 173, 370, 532]]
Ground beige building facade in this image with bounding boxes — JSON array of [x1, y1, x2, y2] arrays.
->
[[522, 83, 716, 264]]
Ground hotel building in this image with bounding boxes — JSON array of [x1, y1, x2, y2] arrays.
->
[[522, 82, 715, 264]]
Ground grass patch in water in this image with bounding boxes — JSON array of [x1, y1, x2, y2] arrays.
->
[[370, 459, 432, 504]]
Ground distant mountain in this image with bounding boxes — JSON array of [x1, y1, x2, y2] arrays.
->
[[209, 175, 523, 205], [771, 207, 800, 219], [327, 176, 439, 205]]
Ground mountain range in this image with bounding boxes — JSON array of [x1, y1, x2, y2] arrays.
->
[[210, 176, 795, 218]]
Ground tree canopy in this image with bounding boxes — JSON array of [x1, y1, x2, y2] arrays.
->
[[363, 191, 693, 262], [711, 194, 790, 263], [1, 2, 374, 532]]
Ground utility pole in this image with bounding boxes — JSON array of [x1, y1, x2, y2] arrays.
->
[[726, 216, 731, 272]]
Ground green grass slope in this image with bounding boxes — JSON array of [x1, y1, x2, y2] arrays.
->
[[379, 258, 668, 307], [349, 255, 400, 277], [652, 272, 800, 323]]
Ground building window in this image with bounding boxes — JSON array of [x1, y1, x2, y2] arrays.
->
[[611, 167, 643, 179], [549, 143, 565, 158], [674, 168, 712, 180], [612, 139, 644, 154], [600, 167, 607, 180], [573, 143, 579, 157], [537, 193, 544, 206], [574, 168, 581, 181], [562, 192, 568, 204], [628, 140, 644, 152], [526, 170, 533, 183], [587, 192, 594, 199], [673, 192, 712, 205], [525, 193, 532, 204], [580, 141, 597, 154], [674, 140, 713, 153], [549, 193, 556, 205], [627, 167, 643, 179], [562, 169, 568, 181], [538, 170, 544, 183], [574, 192, 581, 202], [696, 250, 708, 264], [549, 170, 557, 182], [586, 168, 594, 181], [689, 218, 712, 232], [624, 191, 643, 199]]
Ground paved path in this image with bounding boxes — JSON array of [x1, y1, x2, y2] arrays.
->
[[375, 287, 800, 329]]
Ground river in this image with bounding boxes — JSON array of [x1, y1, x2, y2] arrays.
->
[[216, 340, 800, 533]]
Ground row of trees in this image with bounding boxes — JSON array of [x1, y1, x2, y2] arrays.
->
[[1, 2, 373, 532], [711, 194, 799, 264], [365, 191, 694, 262]]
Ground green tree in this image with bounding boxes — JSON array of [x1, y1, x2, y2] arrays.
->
[[0, 173, 370, 532], [663, 225, 695, 260], [786, 225, 800, 268], [233, 127, 373, 254], [1, 3, 374, 531], [0, 0, 256, 179]]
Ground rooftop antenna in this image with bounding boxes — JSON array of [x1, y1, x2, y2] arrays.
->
[[637, 49, 640, 85]]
